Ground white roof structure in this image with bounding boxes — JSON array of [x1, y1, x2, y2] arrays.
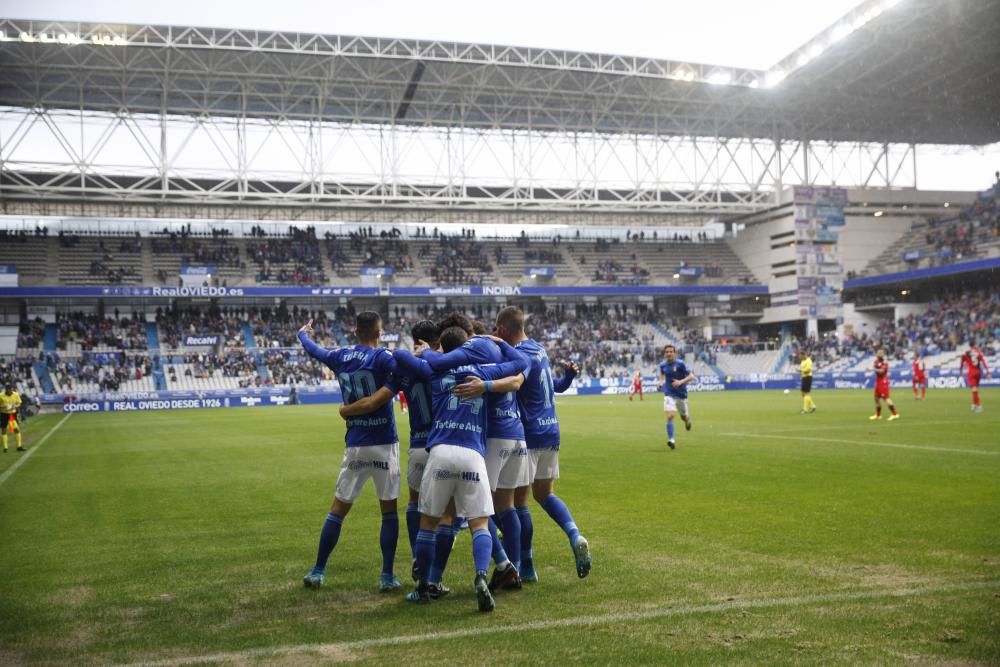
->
[[1, 0, 997, 215]]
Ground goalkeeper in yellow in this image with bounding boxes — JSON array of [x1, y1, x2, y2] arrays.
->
[[799, 354, 817, 414], [0, 383, 24, 452]]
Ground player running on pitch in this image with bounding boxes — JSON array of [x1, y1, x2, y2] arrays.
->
[[658, 345, 694, 449], [0, 383, 24, 452], [912, 353, 927, 400], [959, 345, 991, 413], [628, 368, 643, 401], [869, 349, 899, 421]]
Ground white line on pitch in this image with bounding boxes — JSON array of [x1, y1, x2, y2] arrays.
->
[[0, 413, 72, 489], [128, 579, 1000, 666], [719, 431, 999, 456], [756, 419, 976, 435]]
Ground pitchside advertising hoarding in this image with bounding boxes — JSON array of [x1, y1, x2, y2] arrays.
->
[[50, 368, 995, 412]]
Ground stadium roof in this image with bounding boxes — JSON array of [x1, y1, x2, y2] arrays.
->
[[1, 0, 998, 145]]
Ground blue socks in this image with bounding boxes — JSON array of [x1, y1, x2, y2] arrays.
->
[[405, 503, 420, 556], [541, 494, 581, 545], [517, 505, 534, 567], [497, 508, 522, 569], [313, 512, 344, 574], [667, 420, 675, 440], [488, 516, 509, 565], [380, 512, 398, 577], [414, 528, 436, 584], [471, 528, 492, 576], [429, 524, 457, 585]]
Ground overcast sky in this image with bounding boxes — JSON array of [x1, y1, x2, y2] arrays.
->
[[5, 0, 866, 70]]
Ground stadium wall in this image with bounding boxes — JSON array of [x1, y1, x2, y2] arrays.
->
[[44, 368, 994, 414]]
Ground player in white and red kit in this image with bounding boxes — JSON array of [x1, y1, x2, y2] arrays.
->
[[911, 354, 927, 400], [959, 346, 991, 413], [869, 349, 899, 421], [397, 391, 409, 413], [628, 369, 643, 402]]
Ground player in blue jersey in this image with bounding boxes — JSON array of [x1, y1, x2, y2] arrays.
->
[[418, 313, 529, 593], [485, 306, 590, 583], [337, 320, 460, 600], [297, 312, 403, 593], [658, 344, 695, 450], [395, 325, 529, 611]]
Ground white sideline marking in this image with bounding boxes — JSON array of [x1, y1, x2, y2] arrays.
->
[[758, 419, 975, 435], [720, 431, 999, 456], [0, 413, 72, 489], [130, 579, 999, 666]]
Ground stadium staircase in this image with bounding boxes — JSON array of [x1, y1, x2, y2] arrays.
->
[[243, 323, 268, 381], [43, 323, 57, 351], [770, 330, 792, 375], [145, 323, 167, 391], [32, 361, 54, 394]]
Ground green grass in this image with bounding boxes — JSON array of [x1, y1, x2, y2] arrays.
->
[[1, 390, 998, 665]]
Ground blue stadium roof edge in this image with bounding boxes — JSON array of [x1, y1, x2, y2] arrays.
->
[[843, 257, 1000, 290]]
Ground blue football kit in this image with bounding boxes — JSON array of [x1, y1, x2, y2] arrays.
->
[[422, 336, 526, 441], [513, 337, 576, 449], [659, 359, 691, 399], [299, 331, 400, 446], [394, 340, 529, 457]]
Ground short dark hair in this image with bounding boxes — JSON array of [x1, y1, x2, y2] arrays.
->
[[411, 320, 441, 347], [356, 311, 382, 341], [440, 326, 469, 353], [495, 306, 524, 335], [437, 311, 474, 337], [471, 320, 487, 335], [663, 344, 676, 354]]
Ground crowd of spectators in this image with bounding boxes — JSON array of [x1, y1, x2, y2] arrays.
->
[[165, 350, 259, 387], [0, 357, 36, 389], [261, 349, 332, 386], [18, 318, 46, 349], [422, 235, 493, 286], [152, 236, 243, 270], [45, 352, 151, 392], [794, 287, 999, 367], [56, 312, 147, 352], [156, 305, 245, 350], [247, 227, 324, 285], [355, 236, 414, 273], [250, 306, 334, 349]]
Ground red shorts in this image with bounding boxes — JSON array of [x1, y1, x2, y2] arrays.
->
[[967, 374, 981, 388], [874, 386, 890, 400], [913, 374, 927, 384], [632, 383, 642, 391]]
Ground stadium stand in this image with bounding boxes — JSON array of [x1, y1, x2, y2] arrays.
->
[[858, 183, 1000, 277], [150, 234, 246, 286], [58, 234, 143, 285], [787, 287, 999, 373]]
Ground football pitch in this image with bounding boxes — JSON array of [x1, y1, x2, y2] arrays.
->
[[1, 390, 998, 665]]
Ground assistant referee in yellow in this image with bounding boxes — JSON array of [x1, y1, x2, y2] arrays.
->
[[800, 353, 817, 414], [0, 382, 24, 452]]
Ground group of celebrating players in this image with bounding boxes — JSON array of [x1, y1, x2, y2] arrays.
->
[[798, 345, 991, 419], [296, 306, 591, 612]]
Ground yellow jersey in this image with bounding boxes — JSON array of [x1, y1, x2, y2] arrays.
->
[[0, 391, 21, 414], [799, 357, 813, 378]]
